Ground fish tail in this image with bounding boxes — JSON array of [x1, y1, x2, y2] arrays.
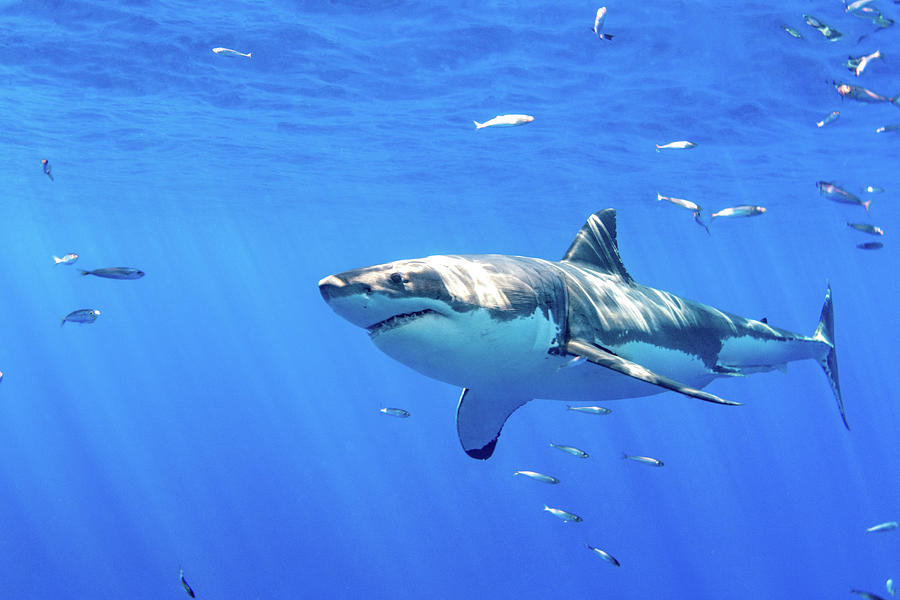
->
[[602, 34, 613, 40], [621, 452, 628, 460], [78, 269, 89, 276], [813, 282, 848, 430], [61, 318, 66, 326], [656, 192, 662, 201], [247, 52, 252, 58], [47, 172, 54, 181], [53, 255, 62, 264], [863, 199, 871, 213], [473, 121, 483, 129]]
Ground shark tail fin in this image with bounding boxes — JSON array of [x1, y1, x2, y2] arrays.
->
[[813, 282, 848, 429]]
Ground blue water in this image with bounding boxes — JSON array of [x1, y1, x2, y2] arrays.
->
[[2, 1, 899, 597]]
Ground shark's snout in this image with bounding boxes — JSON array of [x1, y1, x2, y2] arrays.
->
[[318, 274, 374, 304]]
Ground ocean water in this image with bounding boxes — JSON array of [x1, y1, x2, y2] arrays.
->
[[1, 0, 899, 598]]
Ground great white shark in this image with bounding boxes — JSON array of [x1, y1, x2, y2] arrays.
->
[[318, 209, 846, 459]]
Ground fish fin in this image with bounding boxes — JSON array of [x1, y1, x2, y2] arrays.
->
[[456, 388, 530, 460], [863, 199, 871, 212], [621, 452, 629, 460], [78, 269, 89, 276], [812, 282, 849, 430], [60, 318, 66, 326], [603, 33, 614, 40], [565, 338, 741, 406], [53, 255, 62, 264], [473, 120, 483, 129], [561, 209, 633, 283], [247, 52, 251, 58]]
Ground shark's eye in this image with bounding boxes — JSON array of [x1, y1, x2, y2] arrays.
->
[[390, 273, 403, 284]]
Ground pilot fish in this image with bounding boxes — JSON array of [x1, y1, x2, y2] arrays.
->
[[473, 114, 534, 129]]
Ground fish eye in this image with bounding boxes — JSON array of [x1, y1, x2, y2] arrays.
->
[[390, 272, 403, 284]]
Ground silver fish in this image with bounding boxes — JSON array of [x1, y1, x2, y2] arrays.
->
[[622, 453, 664, 467], [379, 407, 410, 418], [887, 579, 896, 597], [655, 140, 696, 150], [567, 405, 612, 415], [876, 124, 900, 133], [61, 309, 100, 326], [53, 253, 79, 265], [852, 590, 889, 600], [586, 544, 620, 566], [866, 521, 898, 533], [180, 568, 196, 598], [543, 505, 583, 522], [514, 470, 560, 484], [835, 82, 897, 104], [847, 223, 884, 236], [803, 14, 843, 40], [657, 193, 700, 212], [79, 267, 145, 280], [858, 242, 884, 250], [781, 25, 803, 38], [816, 111, 840, 128], [817, 182, 871, 212], [710, 205, 766, 219], [550, 443, 589, 458]]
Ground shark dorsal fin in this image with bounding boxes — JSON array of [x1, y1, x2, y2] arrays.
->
[[562, 209, 632, 282]]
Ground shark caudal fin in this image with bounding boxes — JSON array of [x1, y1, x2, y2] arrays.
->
[[813, 282, 849, 429]]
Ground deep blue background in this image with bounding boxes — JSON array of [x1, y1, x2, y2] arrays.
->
[[1, 1, 898, 598]]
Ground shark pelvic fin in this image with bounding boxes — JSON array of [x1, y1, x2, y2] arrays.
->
[[457, 388, 530, 460], [561, 209, 633, 283], [565, 339, 742, 406]]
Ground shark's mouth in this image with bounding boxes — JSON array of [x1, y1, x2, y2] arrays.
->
[[368, 309, 439, 336]]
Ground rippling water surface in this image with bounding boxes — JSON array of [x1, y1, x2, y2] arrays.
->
[[1, 1, 898, 598]]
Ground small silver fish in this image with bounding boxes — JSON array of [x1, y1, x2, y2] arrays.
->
[[514, 470, 560, 484], [858, 241, 884, 250], [567, 405, 612, 415], [657, 193, 701, 212], [876, 124, 900, 133], [62, 309, 100, 326], [887, 578, 896, 598], [856, 50, 882, 76], [212, 47, 251, 58], [710, 205, 766, 219], [79, 267, 145, 279], [655, 140, 696, 150], [846, 0, 877, 12], [816, 111, 840, 127], [53, 253, 79, 265], [622, 453, 664, 467], [543, 505, 583, 522], [866, 521, 899, 533], [863, 186, 885, 193], [379, 407, 410, 418], [835, 82, 896, 104], [550, 443, 589, 458], [803, 14, 843, 40], [586, 544, 620, 566], [781, 25, 804, 38], [473, 114, 534, 129], [817, 181, 871, 212], [848, 223, 884, 236], [180, 568, 196, 598], [592, 7, 613, 40]]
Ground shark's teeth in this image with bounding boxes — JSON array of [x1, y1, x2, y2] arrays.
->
[[368, 309, 438, 336]]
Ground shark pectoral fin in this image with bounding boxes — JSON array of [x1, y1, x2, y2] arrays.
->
[[565, 339, 741, 406], [457, 388, 530, 460]]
